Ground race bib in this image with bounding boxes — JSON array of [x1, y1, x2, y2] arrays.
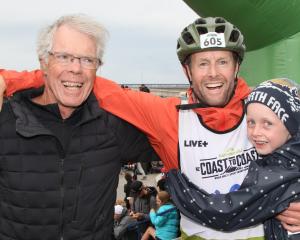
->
[[200, 32, 225, 48]]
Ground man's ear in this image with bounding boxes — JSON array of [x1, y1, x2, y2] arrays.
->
[[39, 58, 48, 76]]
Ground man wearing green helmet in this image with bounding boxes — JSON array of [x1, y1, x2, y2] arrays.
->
[[1, 16, 300, 239], [177, 17, 245, 108]]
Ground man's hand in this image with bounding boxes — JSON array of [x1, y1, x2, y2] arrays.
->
[[276, 202, 300, 233], [0, 75, 6, 111]]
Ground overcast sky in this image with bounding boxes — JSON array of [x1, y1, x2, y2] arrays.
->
[[0, 0, 198, 84]]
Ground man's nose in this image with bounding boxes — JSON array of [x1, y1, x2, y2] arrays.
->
[[207, 63, 217, 77], [68, 57, 82, 72]]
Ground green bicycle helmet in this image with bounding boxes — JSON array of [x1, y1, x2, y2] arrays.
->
[[177, 17, 246, 64]]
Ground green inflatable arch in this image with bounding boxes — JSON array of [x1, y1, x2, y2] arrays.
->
[[183, 0, 300, 86]]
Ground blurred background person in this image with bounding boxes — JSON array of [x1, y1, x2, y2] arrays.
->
[[129, 180, 157, 220], [113, 204, 137, 240], [141, 191, 179, 240], [123, 172, 133, 209]]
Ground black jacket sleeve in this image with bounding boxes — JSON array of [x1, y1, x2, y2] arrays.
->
[[107, 113, 160, 164]]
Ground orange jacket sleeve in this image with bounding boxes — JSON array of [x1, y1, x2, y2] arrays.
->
[[94, 78, 180, 169], [0, 69, 44, 96], [0, 69, 180, 169]]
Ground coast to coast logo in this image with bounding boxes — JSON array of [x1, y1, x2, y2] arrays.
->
[[195, 147, 258, 179]]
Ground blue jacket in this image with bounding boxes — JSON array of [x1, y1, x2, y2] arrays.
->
[[150, 203, 179, 240]]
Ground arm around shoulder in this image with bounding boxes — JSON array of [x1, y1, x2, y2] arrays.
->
[[0, 75, 6, 110], [276, 202, 300, 233], [0, 69, 44, 96]]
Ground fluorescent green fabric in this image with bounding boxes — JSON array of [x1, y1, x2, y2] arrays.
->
[[183, 0, 300, 51], [240, 32, 300, 86], [181, 230, 265, 240], [182, 0, 300, 86]]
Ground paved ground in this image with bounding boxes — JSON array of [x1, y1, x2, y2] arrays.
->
[[116, 171, 162, 200]]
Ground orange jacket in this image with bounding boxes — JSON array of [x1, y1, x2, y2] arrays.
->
[[0, 69, 251, 170]]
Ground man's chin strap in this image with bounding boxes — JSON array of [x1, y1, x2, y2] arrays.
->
[[178, 64, 207, 110], [183, 64, 192, 85], [176, 102, 206, 110]]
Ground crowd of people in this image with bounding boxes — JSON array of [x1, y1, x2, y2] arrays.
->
[[114, 173, 179, 240], [0, 12, 299, 240]]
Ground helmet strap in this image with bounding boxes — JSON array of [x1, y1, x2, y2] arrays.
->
[[182, 64, 192, 85]]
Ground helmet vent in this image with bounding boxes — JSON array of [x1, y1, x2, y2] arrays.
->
[[177, 17, 245, 63], [215, 17, 226, 24], [229, 30, 240, 42], [195, 18, 206, 25], [182, 32, 195, 45], [215, 25, 225, 33], [196, 26, 208, 35]]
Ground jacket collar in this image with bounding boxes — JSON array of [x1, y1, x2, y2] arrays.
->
[[10, 87, 104, 137]]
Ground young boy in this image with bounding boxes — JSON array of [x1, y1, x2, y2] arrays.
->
[[246, 78, 298, 156], [167, 78, 300, 239], [245, 78, 300, 239]]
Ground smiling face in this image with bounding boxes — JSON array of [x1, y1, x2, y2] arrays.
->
[[37, 24, 98, 119], [246, 103, 291, 155], [185, 50, 239, 107]]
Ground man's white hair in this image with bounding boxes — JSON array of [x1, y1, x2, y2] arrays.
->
[[37, 14, 109, 64]]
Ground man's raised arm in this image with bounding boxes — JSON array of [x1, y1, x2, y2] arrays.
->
[[0, 69, 44, 110], [0, 69, 44, 96]]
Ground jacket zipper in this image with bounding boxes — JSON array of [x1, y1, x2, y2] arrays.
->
[[57, 119, 68, 240], [72, 164, 83, 221], [60, 157, 65, 240]]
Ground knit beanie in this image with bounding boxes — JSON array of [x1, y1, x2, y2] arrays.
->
[[245, 78, 300, 135]]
